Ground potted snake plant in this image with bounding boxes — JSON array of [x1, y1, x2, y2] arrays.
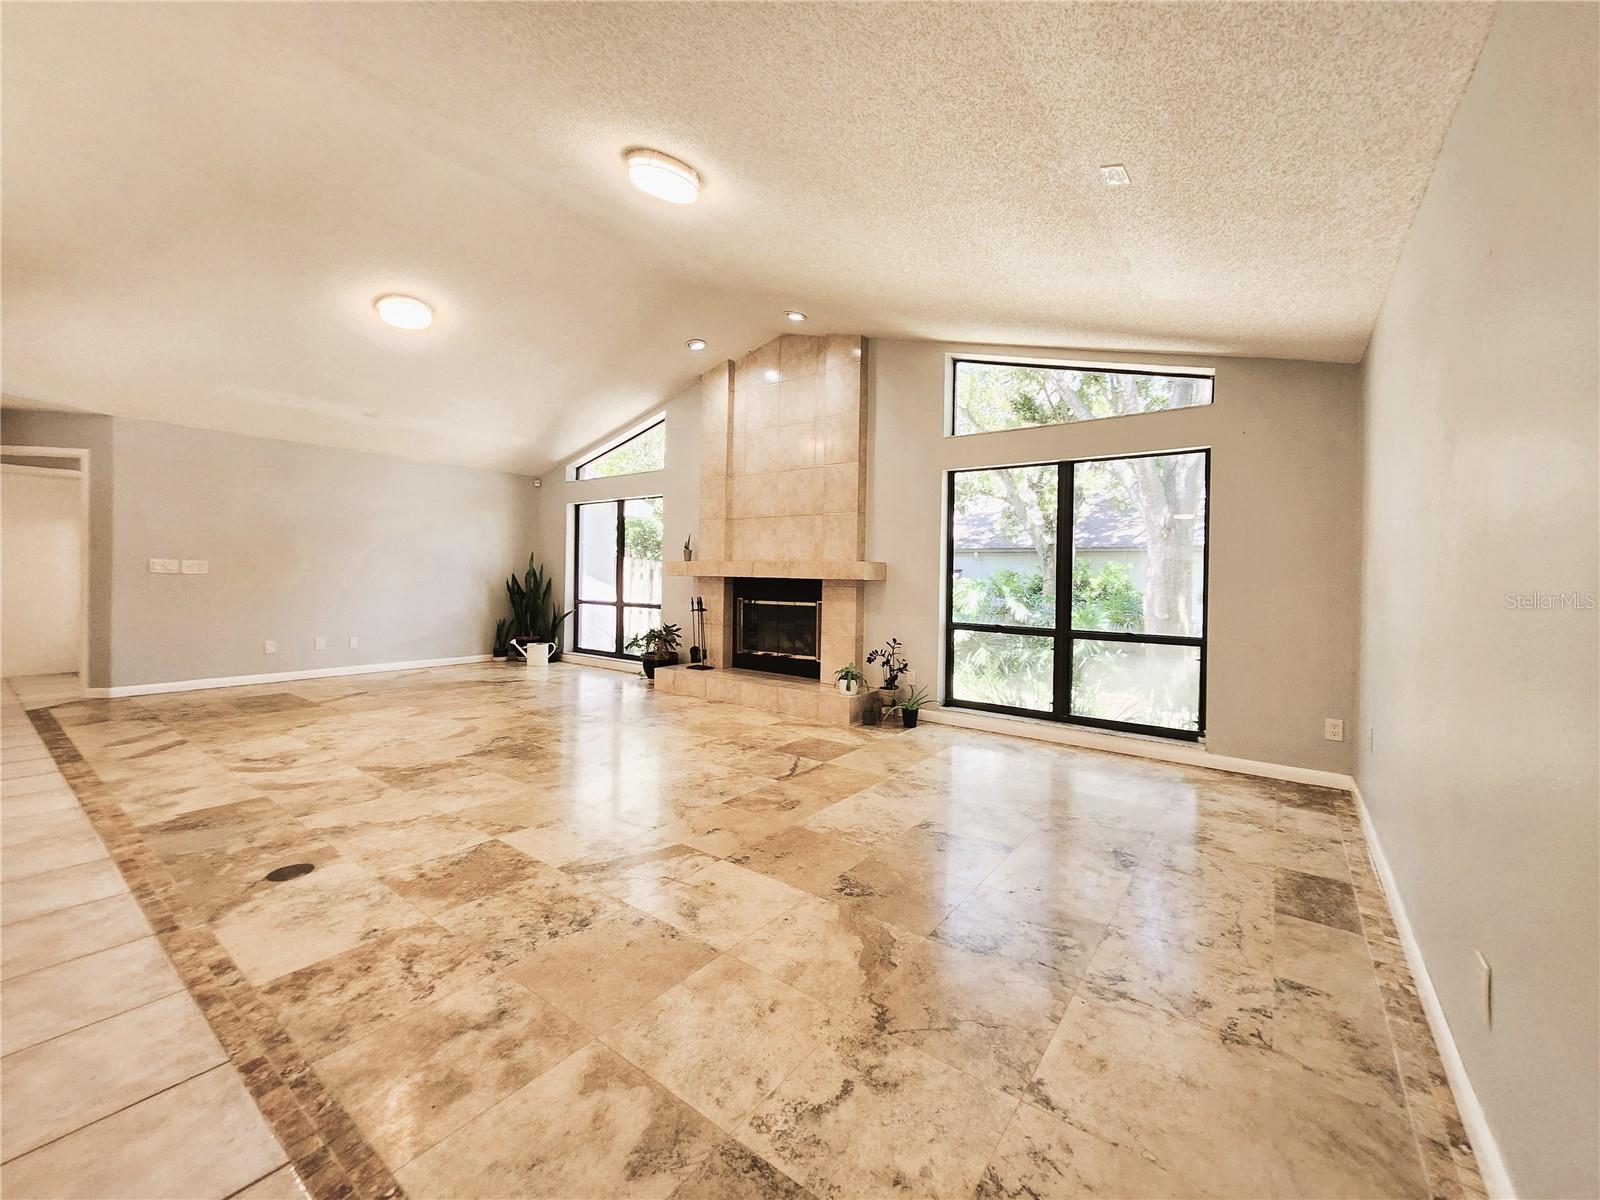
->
[[887, 685, 930, 729]]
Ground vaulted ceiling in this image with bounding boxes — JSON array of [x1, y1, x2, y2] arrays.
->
[[1, 2, 1493, 474]]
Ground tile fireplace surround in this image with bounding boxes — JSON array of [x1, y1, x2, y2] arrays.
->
[[661, 333, 884, 724]]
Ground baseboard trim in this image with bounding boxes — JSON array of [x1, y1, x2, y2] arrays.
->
[[1351, 782, 1516, 1199], [919, 706, 1355, 791], [85, 655, 493, 698], [561, 652, 642, 675]]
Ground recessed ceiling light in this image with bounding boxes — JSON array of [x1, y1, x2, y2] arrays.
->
[[625, 148, 701, 204], [685, 338, 707, 351], [1099, 164, 1131, 188], [784, 310, 807, 322], [764, 368, 781, 383], [373, 294, 433, 330]]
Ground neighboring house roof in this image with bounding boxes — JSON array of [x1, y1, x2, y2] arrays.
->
[[954, 492, 1206, 551]]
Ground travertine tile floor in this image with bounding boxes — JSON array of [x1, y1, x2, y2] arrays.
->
[[1, 663, 1484, 1199]]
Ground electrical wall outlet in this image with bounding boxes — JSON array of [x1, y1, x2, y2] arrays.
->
[[349, 636, 360, 649], [1324, 718, 1345, 742], [1475, 951, 1493, 1027], [149, 558, 180, 574], [263, 639, 277, 655], [314, 636, 327, 651], [180, 559, 208, 575]]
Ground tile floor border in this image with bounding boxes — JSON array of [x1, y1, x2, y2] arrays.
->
[[26, 708, 403, 1200]]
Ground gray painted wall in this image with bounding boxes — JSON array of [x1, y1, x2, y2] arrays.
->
[[1357, 6, 1599, 1196], [0, 408, 115, 687], [105, 418, 537, 687], [867, 341, 1362, 774], [533, 386, 702, 654]]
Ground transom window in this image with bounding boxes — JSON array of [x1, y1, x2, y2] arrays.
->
[[951, 359, 1213, 436], [573, 497, 663, 657], [945, 450, 1209, 739], [575, 420, 666, 480]]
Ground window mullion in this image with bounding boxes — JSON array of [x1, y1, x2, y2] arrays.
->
[[1054, 460, 1073, 718]]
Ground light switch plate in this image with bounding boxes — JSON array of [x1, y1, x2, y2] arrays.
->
[[349, 636, 360, 649], [181, 559, 208, 575], [263, 640, 277, 655], [314, 637, 327, 651], [149, 558, 180, 574]]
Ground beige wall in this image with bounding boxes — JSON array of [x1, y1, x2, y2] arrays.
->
[[867, 340, 1363, 773], [0, 408, 115, 687], [533, 386, 702, 650], [1357, 5, 1600, 1196], [103, 418, 537, 687]]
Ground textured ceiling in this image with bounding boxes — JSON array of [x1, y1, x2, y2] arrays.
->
[[1, 2, 1493, 474]]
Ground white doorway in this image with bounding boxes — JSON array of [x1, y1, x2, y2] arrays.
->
[[2, 449, 88, 692]]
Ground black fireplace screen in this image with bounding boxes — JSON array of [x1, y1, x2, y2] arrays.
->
[[737, 600, 820, 660], [731, 578, 822, 678]]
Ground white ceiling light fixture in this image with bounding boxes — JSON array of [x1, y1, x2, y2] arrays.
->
[[685, 338, 707, 351], [784, 310, 807, 323], [373, 294, 433, 330], [625, 148, 701, 204], [1099, 164, 1131, 188]]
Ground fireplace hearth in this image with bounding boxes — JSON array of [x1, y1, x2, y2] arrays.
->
[[731, 578, 821, 679]]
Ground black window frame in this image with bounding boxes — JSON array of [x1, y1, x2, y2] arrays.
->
[[943, 448, 1210, 741], [574, 419, 667, 481], [948, 357, 1215, 437], [572, 496, 663, 660]]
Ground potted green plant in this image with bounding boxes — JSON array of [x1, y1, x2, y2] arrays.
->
[[627, 623, 682, 681], [887, 685, 931, 729], [492, 619, 511, 661], [506, 556, 572, 663], [833, 662, 865, 696], [865, 638, 909, 710], [682, 534, 693, 562]]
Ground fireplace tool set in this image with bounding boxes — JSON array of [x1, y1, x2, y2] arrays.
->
[[687, 596, 713, 669]]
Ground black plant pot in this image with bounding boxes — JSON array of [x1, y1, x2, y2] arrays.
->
[[642, 651, 679, 681], [901, 709, 919, 729]]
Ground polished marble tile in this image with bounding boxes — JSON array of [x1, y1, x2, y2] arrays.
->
[[607, 954, 835, 1129], [316, 973, 588, 1169], [1276, 866, 1364, 934], [874, 933, 1075, 1093], [729, 892, 917, 1014], [1085, 924, 1276, 1048], [929, 883, 1107, 991], [508, 903, 717, 1031], [396, 1040, 724, 1199], [261, 920, 496, 1060], [211, 859, 429, 984], [742, 1027, 1018, 1199], [25, 664, 1481, 1200]]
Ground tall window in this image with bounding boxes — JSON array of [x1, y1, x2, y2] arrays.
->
[[952, 359, 1212, 436], [575, 420, 666, 480], [573, 497, 663, 656], [946, 450, 1208, 739]]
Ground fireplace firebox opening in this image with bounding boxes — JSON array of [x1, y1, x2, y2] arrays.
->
[[731, 578, 822, 679]]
